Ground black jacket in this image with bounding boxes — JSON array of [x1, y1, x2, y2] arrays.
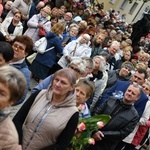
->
[[90, 97, 139, 150]]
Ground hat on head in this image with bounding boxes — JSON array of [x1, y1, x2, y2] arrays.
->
[[121, 61, 134, 71]]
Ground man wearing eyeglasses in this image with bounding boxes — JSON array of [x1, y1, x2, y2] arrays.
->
[[10, 35, 33, 105], [97, 68, 148, 118]]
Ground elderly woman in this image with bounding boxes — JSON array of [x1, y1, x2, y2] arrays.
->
[[13, 68, 79, 150], [76, 78, 95, 119], [30, 22, 65, 82], [0, 11, 23, 42], [58, 34, 91, 68], [88, 55, 108, 113], [0, 65, 26, 150], [6, 0, 32, 21], [24, 6, 51, 44], [10, 35, 33, 105], [31, 57, 87, 94]]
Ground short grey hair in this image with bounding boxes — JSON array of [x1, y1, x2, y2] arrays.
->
[[0, 65, 26, 103], [93, 55, 106, 72], [111, 40, 120, 48], [70, 58, 87, 75]]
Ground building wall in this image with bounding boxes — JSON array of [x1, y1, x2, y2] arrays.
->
[[96, 0, 149, 24], [133, 2, 150, 22]]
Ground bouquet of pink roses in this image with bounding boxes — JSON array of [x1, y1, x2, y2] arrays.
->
[[70, 114, 111, 150]]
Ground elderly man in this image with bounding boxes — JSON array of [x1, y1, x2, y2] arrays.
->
[[88, 83, 141, 150], [98, 68, 148, 118], [103, 40, 120, 70]]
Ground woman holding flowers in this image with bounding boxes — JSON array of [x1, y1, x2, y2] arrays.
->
[[13, 68, 79, 150]]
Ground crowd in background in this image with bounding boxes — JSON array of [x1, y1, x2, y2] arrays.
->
[[0, 0, 150, 150]]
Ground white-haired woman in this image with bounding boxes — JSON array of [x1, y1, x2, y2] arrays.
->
[[58, 34, 91, 68], [87, 55, 108, 113], [24, 6, 51, 44]]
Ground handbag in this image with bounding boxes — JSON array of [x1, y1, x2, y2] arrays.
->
[[38, 20, 49, 37], [38, 27, 46, 37], [26, 52, 37, 64], [35, 37, 54, 54]]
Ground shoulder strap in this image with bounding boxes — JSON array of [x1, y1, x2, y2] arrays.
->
[[45, 46, 55, 52], [43, 20, 50, 24]]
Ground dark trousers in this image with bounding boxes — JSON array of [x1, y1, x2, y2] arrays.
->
[[116, 141, 135, 150]]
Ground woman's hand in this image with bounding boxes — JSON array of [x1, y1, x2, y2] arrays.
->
[[65, 56, 71, 62], [37, 24, 44, 28], [62, 42, 66, 47], [5, 35, 12, 42], [92, 131, 104, 141]]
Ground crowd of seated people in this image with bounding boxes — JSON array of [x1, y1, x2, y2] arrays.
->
[[0, 0, 150, 150]]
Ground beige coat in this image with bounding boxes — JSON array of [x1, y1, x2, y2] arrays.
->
[[22, 89, 78, 150], [0, 116, 19, 150]]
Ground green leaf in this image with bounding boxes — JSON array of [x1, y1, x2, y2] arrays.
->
[[80, 114, 111, 125], [70, 114, 111, 149]]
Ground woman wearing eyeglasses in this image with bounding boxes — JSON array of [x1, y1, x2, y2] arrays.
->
[[10, 35, 33, 105], [24, 6, 51, 46], [0, 11, 23, 43]]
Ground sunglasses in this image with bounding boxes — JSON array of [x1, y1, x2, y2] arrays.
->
[[12, 43, 25, 52]]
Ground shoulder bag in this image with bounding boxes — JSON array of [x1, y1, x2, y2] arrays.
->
[[35, 37, 54, 54]]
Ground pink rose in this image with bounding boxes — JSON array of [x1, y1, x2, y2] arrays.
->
[[77, 122, 86, 131], [78, 104, 85, 111], [88, 138, 95, 145], [97, 121, 104, 129]]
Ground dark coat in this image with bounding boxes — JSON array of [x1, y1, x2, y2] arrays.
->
[[131, 14, 150, 48], [98, 80, 148, 118], [88, 98, 139, 150], [35, 32, 63, 68]]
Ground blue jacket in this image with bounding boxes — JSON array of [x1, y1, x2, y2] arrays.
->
[[11, 60, 30, 105], [98, 80, 148, 117], [35, 32, 63, 68], [31, 74, 54, 94]]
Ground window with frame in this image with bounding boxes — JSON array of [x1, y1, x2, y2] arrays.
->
[[120, 0, 128, 10], [109, 0, 116, 4], [129, 2, 138, 14]]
